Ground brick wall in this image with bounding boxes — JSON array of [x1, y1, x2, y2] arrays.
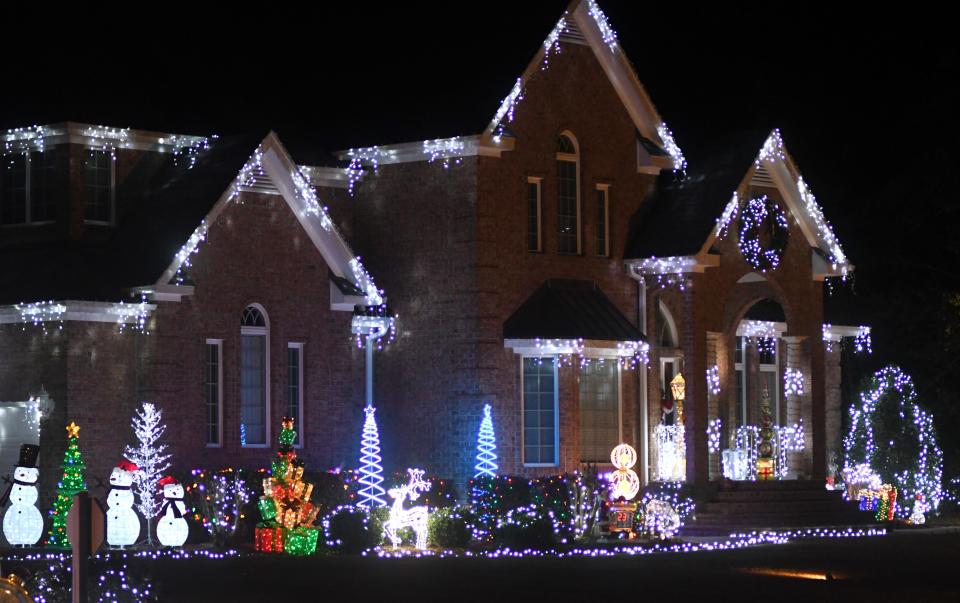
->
[[346, 43, 655, 489]]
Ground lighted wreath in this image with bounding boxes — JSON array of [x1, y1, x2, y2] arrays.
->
[[738, 195, 789, 271]]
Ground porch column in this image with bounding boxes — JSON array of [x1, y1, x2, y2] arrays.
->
[[683, 286, 709, 487], [783, 335, 812, 478]]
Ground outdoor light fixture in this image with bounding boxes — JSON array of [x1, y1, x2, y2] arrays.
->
[[670, 373, 686, 424]]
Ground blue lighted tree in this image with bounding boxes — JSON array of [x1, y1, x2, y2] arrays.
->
[[474, 404, 498, 478], [357, 406, 387, 508]]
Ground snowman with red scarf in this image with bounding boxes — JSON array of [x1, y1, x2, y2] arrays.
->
[[106, 460, 141, 547], [156, 476, 188, 547]]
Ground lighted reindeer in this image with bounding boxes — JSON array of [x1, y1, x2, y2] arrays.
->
[[384, 468, 431, 550]]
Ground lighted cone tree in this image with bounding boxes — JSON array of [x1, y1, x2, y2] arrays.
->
[[474, 404, 498, 478], [255, 417, 320, 555], [47, 422, 87, 549], [357, 406, 386, 508]]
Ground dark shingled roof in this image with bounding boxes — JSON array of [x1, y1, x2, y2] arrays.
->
[[503, 279, 643, 341], [625, 128, 773, 259], [0, 131, 267, 305]]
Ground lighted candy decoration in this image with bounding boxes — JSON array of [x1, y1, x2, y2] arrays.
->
[[156, 476, 188, 547], [609, 444, 640, 501], [384, 468, 431, 550], [106, 460, 142, 547], [1, 444, 43, 546]]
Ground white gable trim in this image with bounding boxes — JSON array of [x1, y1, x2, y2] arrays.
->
[[153, 132, 383, 310], [480, 0, 665, 148], [696, 129, 853, 280]]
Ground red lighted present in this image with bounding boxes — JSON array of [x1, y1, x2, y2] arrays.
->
[[255, 525, 284, 553]]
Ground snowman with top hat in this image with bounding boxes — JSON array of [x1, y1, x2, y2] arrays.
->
[[156, 475, 188, 547], [1, 444, 43, 546], [106, 459, 141, 547]]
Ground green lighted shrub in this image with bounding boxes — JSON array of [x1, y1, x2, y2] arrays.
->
[[428, 506, 472, 548], [325, 506, 380, 553]]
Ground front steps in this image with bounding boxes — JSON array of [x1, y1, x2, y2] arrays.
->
[[681, 480, 877, 537]]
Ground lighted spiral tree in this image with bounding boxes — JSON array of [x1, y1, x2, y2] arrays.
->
[[46, 421, 87, 549], [843, 366, 943, 515], [357, 406, 387, 508], [255, 417, 320, 555], [474, 404, 498, 478]]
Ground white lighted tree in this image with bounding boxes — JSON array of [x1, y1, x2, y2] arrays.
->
[[124, 401, 172, 545]]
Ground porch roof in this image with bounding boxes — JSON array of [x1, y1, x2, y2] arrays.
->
[[625, 128, 771, 259], [503, 279, 643, 342]]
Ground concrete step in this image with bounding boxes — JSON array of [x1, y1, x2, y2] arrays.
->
[[715, 489, 844, 502]]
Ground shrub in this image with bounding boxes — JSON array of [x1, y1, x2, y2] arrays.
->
[[493, 505, 556, 549], [428, 506, 472, 548], [323, 506, 380, 553]]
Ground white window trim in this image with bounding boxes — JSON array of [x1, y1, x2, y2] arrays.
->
[[527, 176, 543, 252], [82, 149, 116, 226], [657, 300, 679, 349], [556, 131, 581, 255], [240, 304, 270, 448], [521, 355, 560, 467], [205, 338, 224, 448], [288, 342, 305, 449], [596, 184, 610, 257]]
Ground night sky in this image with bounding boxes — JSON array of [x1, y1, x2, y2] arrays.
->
[[5, 2, 959, 467]]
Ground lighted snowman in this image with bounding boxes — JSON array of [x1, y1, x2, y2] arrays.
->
[[106, 460, 141, 547], [1, 444, 43, 546], [156, 476, 188, 547]]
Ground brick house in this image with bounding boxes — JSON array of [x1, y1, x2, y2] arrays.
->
[[1, 0, 868, 514], [0, 127, 388, 513]]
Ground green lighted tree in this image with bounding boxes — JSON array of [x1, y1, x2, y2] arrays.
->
[[46, 421, 88, 549]]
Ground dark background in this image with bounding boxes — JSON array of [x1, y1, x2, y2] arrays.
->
[[4, 2, 958, 476]]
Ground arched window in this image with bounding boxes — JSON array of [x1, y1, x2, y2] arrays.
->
[[556, 132, 580, 254], [657, 300, 678, 349], [240, 304, 269, 447]]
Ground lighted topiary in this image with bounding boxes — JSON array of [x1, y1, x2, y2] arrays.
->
[[843, 366, 943, 515]]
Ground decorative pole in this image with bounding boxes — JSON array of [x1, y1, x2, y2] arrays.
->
[[756, 387, 775, 480]]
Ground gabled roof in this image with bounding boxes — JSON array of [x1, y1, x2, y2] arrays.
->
[[0, 132, 384, 309], [0, 131, 265, 305], [482, 0, 669, 150], [503, 279, 642, 341], [625, 128, 852, 279]]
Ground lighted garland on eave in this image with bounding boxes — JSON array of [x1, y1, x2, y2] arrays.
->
[[738, 195, 789, 272], [843, 366, 943, 516], [46, 422, 87, 549]]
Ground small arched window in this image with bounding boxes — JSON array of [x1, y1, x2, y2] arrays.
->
[[657, 300, 678, 349], [556, 132, 580, 254], [240, 304, 270, 447]]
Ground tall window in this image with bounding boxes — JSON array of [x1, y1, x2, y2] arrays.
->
[[287, 343, 304, 447], [556, 133, 580, 254], [84, 150, 113, 223], [240, 305, 269, 447], [0, 152, 56, 225], [205, 340, 223, 447], [0, 154, 27, 225], [579, 361, 619, 462], [30, 151, 56, 223], [523, 357, 558, 466], [596, 185, 610, 256], [526, 177, 542, 252]]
